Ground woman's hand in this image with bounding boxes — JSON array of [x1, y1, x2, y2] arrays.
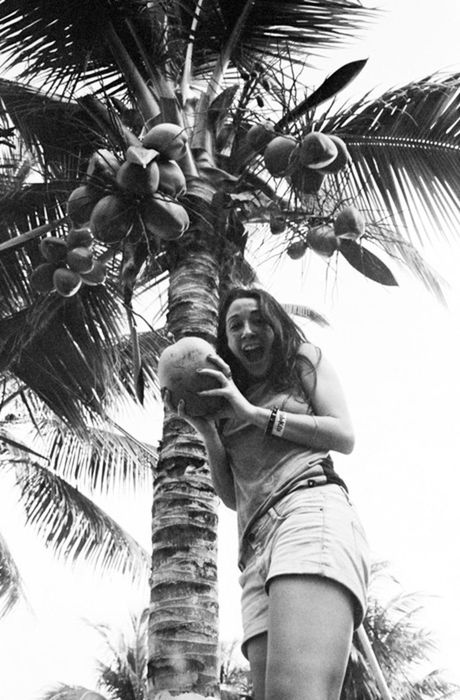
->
[[196, 354, 255, 424], [162, 387, 217, 437]]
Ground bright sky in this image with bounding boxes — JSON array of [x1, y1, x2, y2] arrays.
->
[[1, 1, 460, 698]]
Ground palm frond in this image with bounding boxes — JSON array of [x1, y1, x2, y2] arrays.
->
[[0, 529, 24, 618], [13, 458, 150, 581], [40, 418, 156, 494], [0, 425, 48, 460], [0, 186, 70, 317], [189, 0, 375, 78], [94, 610, 148, 700], [282, 303, 330, 327], [0, 1, 375, 96], [0, 286, 130, 432], [0, 78, 103, 178], [399, 670, 459, 700], [323, 72, 460, 245], [39, 684, 106, 700]]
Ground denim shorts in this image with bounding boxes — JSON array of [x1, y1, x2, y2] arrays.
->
[[238, 484, 371, 657]]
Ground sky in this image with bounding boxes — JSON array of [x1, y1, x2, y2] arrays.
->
[[1, 1, 460, 698]]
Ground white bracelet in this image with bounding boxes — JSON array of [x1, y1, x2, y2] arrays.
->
[[272, 410, 287, 437]]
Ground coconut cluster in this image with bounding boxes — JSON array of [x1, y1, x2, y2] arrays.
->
[[30, 228, 106, 297], [66, 123, 190, 245], [246, 124, 365, 261], [284, 206, 366, 261], [249, 127, 351, 194]]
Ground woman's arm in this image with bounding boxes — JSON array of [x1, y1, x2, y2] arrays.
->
[[242, 344, 354, 453], [198, 344, 354, 455]]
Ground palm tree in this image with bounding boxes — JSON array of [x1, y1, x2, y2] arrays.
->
[[1, 2, 460, 696], [0, 387, 155, 617], [341, 563, 459, 700], [95, 610, 148, 700]]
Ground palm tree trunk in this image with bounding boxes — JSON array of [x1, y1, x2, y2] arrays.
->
[[148, 242, 221, 698]]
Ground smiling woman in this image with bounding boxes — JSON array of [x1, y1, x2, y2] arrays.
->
[[167, 285, 370, 700]]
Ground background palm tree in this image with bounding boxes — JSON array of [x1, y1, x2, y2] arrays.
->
[[217, 564, 459, 700], [341, 563, 459, 700], [0, 388, 154, 617], [1, 1, 460, 696]]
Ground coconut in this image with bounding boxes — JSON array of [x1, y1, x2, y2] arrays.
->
[[286, 240, 308, 260], [263, 136, 297, 177], [269, 208, 287, 235], [53, 268, 82, 297], [67, 227, 93, 249], [307, 226, 340, 257], [80, 260, 107, 286], [318, 135, 350, 174], [246, 122, 276, 151], [297, 132, 338, 170], [334, 207, 365, 239], [67, 185, 99, 226], [90, 194, 133, 243], [289, 166, 325, 195], [86, 149, 120, 193], [125, 144, 159, 167], [39, 237, 68, 264], [157, 160, 187, 197], [116, 160, 160, 196], [142, 123, 188, 160], [30, 262, 59, 293], [158, 337, 227, 417], [142, 195, 190, 240], [67, 246, 95, 274]]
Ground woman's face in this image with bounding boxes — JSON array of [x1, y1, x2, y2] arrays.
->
[[225, 297, 275, 378]]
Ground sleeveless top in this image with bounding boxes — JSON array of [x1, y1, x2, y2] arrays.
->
[[218, 372, 347, 545]]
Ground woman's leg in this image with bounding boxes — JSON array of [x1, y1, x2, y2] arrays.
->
[[246, 632, 268, 700], [265, 574, 354, 700]]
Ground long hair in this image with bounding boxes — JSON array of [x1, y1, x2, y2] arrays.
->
[[216, 287, 318, 395]]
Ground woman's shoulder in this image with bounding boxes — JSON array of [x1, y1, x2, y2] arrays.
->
[[297, 341, 322, 365]]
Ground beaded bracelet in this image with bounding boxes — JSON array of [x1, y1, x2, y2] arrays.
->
[[265, 406, 279, 435]]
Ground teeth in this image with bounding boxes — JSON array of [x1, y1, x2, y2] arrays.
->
[[242, 345, 264, 362]]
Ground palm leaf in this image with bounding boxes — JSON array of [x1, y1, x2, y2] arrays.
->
[[41, 418, 156, 494], [94, 611, 148, 700], [0, 286, 128, 431], [0, 1, 374, 96], [277, 58, 368, 129], [363, 221, 447, 303], [39, 684, 107, 700], [0, 78, 103, 177], [282, 303, 330, 327], [339, 239, 398, 286], [188, 1, 374, 78], [0, 529, 24, 618], [323, 72, 460, 245], [13, 458, 150, 581]]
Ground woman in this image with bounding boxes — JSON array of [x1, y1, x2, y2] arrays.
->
[[164, 286, 370, 700]]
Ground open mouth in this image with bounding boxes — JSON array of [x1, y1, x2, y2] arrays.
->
[[241, 345, 264, 363]]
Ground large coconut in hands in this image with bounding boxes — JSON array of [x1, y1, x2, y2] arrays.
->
[[158, 337, 227, 417]]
